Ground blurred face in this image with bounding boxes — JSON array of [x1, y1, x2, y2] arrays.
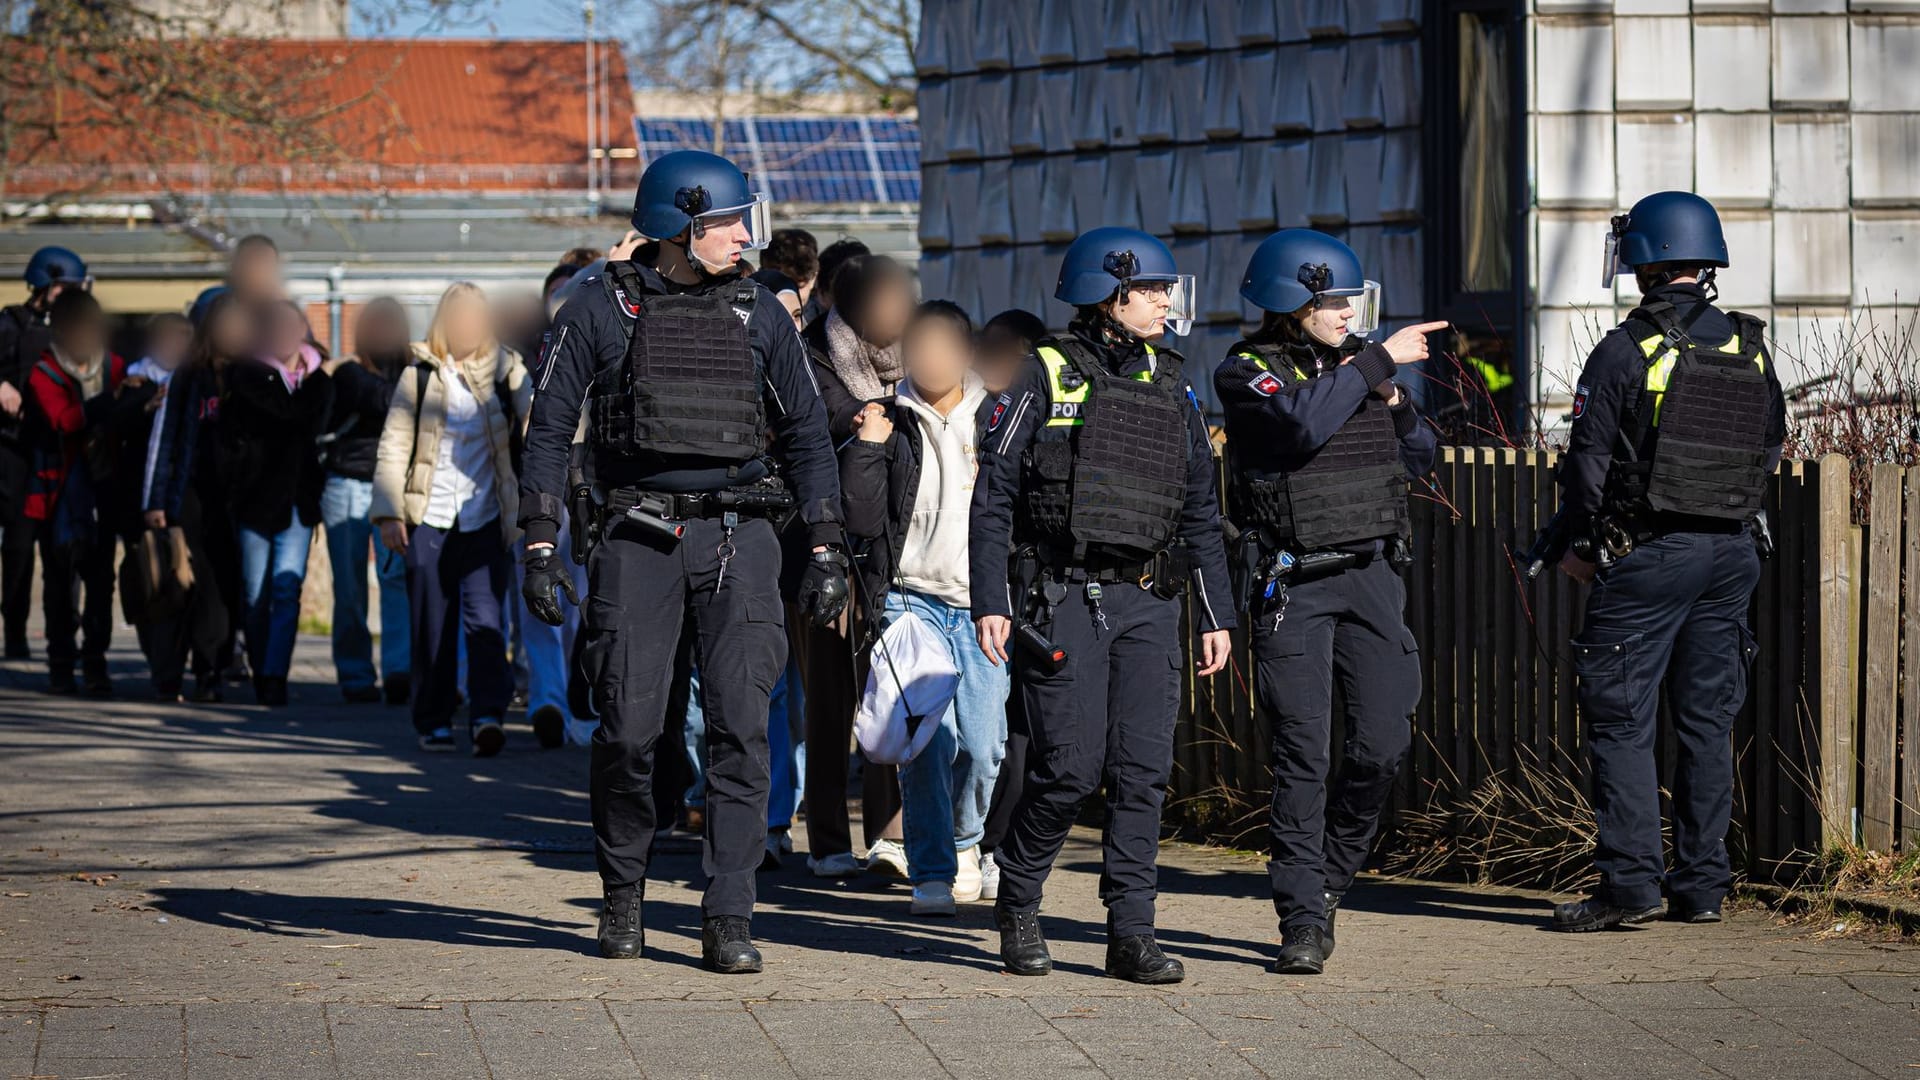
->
[[974, 325, 1030, 394], [354, 304, 411, 358], [230, 246, 283, 300], [903, 318, 971, 400], [147, 321, 193, 370], [857, 276, 915, 348], [1294, 295, 1354, 347], [442, 290, 490, 359], [53, 313, 106, 365], [1106, 281, 1174, 339], [687, 211, 753, 272], [776, 290, 804, 330], [261, 303, 307, 361], [205, 303, 252, 359]]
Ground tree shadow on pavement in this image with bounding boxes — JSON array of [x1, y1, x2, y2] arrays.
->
[[148, 887, 594, 951]]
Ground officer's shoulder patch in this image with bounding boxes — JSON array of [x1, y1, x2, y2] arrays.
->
[[986, 393, 1012, 432], [1248, 371, 1284, 397], [1572, 384, 1591, 419]]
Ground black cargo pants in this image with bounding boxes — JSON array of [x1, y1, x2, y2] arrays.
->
[[1253, 556, 1420, 934], [997, 579, 1182, 937], [581, 513, 785, 919], [1573, 529, 1760, 913]]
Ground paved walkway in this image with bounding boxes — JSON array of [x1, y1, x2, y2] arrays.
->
[[1, 640, 1917, 1079]]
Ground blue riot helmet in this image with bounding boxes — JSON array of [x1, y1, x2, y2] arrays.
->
[[1054, 226, 1196, 336], [1602, 191, 1728, 289], [1239, 229, 1381, 337], [24, 246, 89, 292], [188, 285, 230, 328], [630, 149, 771, 260]]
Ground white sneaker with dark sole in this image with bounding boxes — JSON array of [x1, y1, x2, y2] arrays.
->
[[979, 851, 1001, 901], [866, 838, 909, 878], [808, 852, 862, 877], [954, 845, 984, 902]]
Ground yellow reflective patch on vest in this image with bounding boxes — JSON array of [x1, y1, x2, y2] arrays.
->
[[1635, 332, 1762, 424], [1237, 350, 1306, 381], [1038, 344, 1154, 427]]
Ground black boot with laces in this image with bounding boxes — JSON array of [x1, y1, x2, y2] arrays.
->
[[702, 916, 763, 974], [995, 904, 1052, 976], [597, 885, 643, 959]]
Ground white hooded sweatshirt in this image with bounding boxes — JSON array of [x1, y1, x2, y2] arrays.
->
[[893, 374, 989, 608]]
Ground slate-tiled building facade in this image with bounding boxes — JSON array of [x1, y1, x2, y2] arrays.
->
[[915, 1, 1920, 420]]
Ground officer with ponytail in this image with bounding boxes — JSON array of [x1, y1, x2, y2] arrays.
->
[[1548, 191, 1784, 933], [971, 227, 1234, 984], [518, 150, 847, 970], [1215, 229, 1444, 975]]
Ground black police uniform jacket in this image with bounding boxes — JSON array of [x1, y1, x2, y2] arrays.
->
[[1213, 335, 1437, 551], [1559, 282, 1786, 528], [968, 324, 1234, 633], [516, 246, 842, 550]]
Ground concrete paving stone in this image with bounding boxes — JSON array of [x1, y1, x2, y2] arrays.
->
[[1065, 1038, 1268, 1079], [606, 1001, 796, 1079], [1173, 991, 1355, 1043], [1369, 1034, 1577, 1080], [1570, 980, 1743, 1014], [183, 1002, 334, 1079], [1026, 993, 1199, 1036], [892, 998, 1105, 1077], [1296, 992, 1488, 1038], [1707, 973, 1859, 1009], [1439, 987, 1641, 1036], [1678, 1038, 1883, 1079], [467, 1001, 638, 1080], [749, 998, 952, 1075], [0, 1009, 41, 1077], [1762, 1003, 1920, 1076], [36, 1004, 183, 1077], [323, 1004, 487, 1079], [1530, 1034, 1721, 1080], [1644, 1005, 1826, 1048], [1848, 973, 1920, 1004]]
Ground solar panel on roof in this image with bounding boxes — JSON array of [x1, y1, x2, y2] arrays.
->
[[634, 114, 920, 205]]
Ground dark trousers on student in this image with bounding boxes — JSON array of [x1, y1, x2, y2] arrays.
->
[[39, 526, 115, 676], [406, 518, 514, 734]]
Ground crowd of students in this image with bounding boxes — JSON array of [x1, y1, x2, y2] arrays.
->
[[0, 227, 1051, 917]]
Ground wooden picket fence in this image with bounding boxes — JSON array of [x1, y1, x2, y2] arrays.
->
[[1173, 448, 1920, 880]]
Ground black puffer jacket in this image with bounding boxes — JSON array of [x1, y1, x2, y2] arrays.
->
[[219, 357, 331, 533]]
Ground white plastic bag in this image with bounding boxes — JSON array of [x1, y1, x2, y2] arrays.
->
[[854, 609, 960, 765]]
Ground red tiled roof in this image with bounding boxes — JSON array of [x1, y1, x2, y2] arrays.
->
[[8, 39, 637, 196]]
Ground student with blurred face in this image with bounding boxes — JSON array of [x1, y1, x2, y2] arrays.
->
[[25, 290, 125, 696], [226, 234, 285, 302], [372, 283, 531, 757], [839, 300, 1009, 913], [975, 308, 1048, 396], [221, 299, 331, 706]]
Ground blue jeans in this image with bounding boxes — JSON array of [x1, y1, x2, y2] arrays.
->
[[320, 476, 409, 689], [684, 657, 806, 828], [888, 589, 1010, 885], [238, 521, 313, 679], [518, 512, 587, 719]]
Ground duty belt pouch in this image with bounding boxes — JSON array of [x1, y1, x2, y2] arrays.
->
[[1148, 542, 1191, 601], [1022, 439, 1075, 540]]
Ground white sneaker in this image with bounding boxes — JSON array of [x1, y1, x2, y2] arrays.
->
[[954, 845, 984, 902], [911, 881, 957, 917], [866, 838, 909, 878], [979, 850, 1000, 900], [807, 851, 861, 877]]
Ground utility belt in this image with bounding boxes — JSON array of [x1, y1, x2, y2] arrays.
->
[[1230, 525, 1410, 627], [1591, 504, 1754, 562], [1009, 542, 1187, 649], [581, 478, 795, 554], [1029, 542, 1190, 599]]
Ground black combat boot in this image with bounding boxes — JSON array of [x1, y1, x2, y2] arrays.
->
[[701, 916, 763, 973], [597, 885, 643, 959], [1274, 925, 1328, 975], [995, 904, 1052, 976], [1550, 897, 1663, 932], [1323, 889, 1343, 958], [1105, 934, 1185, 984]]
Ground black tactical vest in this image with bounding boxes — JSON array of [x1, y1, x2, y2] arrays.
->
[[1226, 340, 1407, 549], [1608, 303, 1771, 520], [590, 263, 764, 462], [1021, 336, 1188, 558]]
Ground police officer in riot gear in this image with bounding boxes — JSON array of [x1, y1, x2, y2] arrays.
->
[[1215, 229, 1444, 975], [0, 247, 90, 660], [971, 227, 1234, 984], [519, 150, 848, 970], [1549, 191, 1785, 932]]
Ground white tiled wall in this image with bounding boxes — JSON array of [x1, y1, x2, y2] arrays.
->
[[1530, 6, 1920, 407]]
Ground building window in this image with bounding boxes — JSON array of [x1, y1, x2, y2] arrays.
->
[[1457, 12, 1511, 295]]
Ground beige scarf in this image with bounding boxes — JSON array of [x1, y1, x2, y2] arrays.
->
[[823, 307, 903, 403]]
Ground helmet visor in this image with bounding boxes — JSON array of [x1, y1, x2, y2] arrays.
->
[[1127, 275, 1197, 336], [1314, 279, 1381, 338], [1600, 221, 1629, 289], [695, 192, 773, 252]]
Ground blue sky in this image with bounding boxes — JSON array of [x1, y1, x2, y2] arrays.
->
[[354, 0, 601, 40]]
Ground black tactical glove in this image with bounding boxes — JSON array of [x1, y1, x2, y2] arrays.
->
[[522, 546, 579, 627], [797, 548, 851, 628]]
